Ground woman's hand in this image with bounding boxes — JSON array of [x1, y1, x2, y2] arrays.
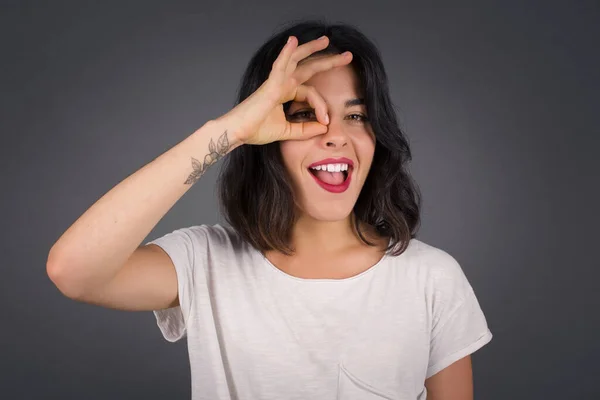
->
[[217, 35, 353, 145]]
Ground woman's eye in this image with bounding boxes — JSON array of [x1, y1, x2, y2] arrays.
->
[[290, 111, 315, 119], [289, 111, 369, 123], [348, 114, 368, 123]]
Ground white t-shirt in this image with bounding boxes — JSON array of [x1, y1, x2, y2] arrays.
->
[[146, 223, 492, 400]]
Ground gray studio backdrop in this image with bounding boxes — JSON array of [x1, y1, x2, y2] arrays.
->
[[2, 1, 598, 399]]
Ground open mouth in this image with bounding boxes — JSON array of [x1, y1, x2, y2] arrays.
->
[[307, 164, 353, 195], [306, 159, 354, 193], [308, 167, 350, 185]]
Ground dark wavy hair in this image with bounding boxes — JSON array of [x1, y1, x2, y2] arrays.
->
[[217, 18, 421, 257]]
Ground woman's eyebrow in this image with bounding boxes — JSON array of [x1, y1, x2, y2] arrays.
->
[[345, 98, 364, 108]]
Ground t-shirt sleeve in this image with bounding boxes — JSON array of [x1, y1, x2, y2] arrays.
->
[[145, 225, 205, 343], [425, 252, 493, 379]]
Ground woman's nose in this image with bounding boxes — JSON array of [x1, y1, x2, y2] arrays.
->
[[320, 119, 348, 148]]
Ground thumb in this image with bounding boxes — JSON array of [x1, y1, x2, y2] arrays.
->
[[285, 121, 328, 141]]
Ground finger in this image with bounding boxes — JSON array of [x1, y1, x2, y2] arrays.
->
[[286, 35, 330, 75], [271, 36, 297, 75], [294, 84, 329, 126], [284, 120, 329, 141], [294, 52, 353, 85]]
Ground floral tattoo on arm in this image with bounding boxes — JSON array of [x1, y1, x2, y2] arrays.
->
[[184, 130, 230, 185]]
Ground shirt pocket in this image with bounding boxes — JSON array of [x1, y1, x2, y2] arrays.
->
[[337, 362, 399, 400]]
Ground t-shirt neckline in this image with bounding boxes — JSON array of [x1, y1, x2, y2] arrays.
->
[[253, 237, 393, 283]]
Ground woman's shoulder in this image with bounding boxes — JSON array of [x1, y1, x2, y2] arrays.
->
[[392, 237, 456, 264], [175, 223, 248, 253], [175, 222, 238, 241], [391, 237, 469, 284]]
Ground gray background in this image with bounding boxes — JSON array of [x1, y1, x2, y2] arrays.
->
[[2, 0, 598, 399]]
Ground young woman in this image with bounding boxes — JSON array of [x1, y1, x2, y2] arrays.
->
[[47, 20, 493, 400]]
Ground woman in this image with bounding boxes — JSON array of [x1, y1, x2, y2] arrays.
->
[[47, 19, 493, 400]]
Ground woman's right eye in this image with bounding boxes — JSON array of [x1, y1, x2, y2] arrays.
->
[[290, 110, 315, 119]]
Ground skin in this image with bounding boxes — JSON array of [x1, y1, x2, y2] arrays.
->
[[425, 355, 474, 400]]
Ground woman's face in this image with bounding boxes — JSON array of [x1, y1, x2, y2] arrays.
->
[[280, 62, 376, 222]]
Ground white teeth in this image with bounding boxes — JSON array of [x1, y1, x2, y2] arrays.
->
[[310, 163, 350, 172]]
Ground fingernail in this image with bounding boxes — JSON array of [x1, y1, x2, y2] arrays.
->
[[319, 35, 327, 40], [287, 36, 293, 43], [325, 113, 329, 124]]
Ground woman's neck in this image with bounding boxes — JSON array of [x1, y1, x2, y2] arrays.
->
[[289, 213, 378, 256]]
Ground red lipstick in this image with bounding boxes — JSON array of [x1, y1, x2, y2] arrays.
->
[[308, 157, 354, 168], [307, 157, 354, 194], [310, 170, 352, 193]]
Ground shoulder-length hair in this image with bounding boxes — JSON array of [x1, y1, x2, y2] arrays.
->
[[217, 18, 421, 257]]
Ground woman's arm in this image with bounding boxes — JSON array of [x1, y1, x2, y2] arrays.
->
[[46, 118, 241, 301], [425, 355, 473, 400]]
